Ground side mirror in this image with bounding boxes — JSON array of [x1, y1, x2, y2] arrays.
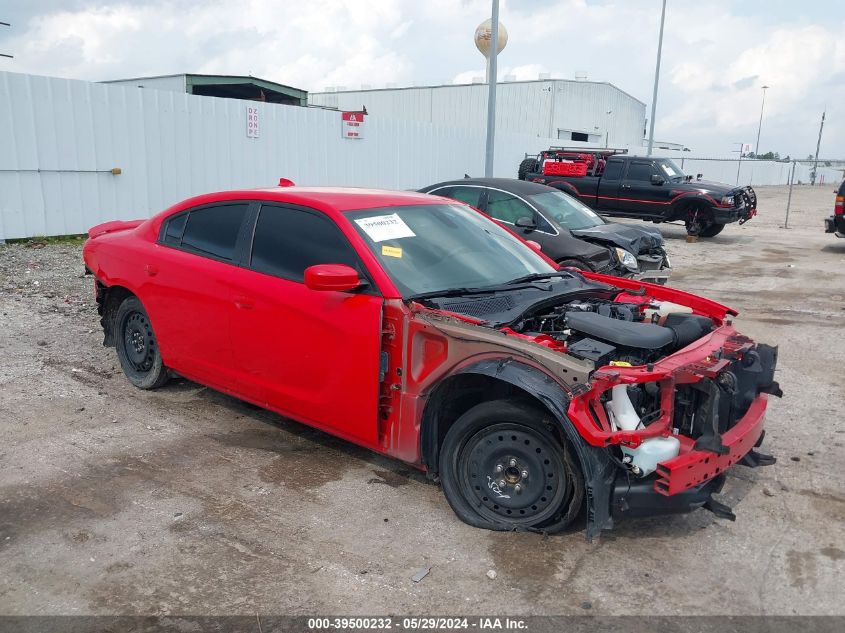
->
[[515, 216, 537, 232], [304, 264, 361, 292], [651, 174, 665, 186], [525, 240, 542, 253]]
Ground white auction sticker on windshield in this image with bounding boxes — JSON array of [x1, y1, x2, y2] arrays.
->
[[354, 213, 416, 242]]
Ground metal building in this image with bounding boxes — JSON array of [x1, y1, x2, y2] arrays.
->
[[102, 73, 309, 106], [309, 79, 646, 149]]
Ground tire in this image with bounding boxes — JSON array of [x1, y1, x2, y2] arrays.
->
[[557, 258, 592, 272], [697, 222, 726, 238], [439, 399, 584, 533], [114, 295, 169, 390], [518, 158, 539, 180], [684, 204, 715, 236]]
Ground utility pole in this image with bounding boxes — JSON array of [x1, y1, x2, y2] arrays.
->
[[754, 85, 769, 156], [732, 142, 744, 185], [605, 110, 612, 148], [483, 0, 500, 178], [811, 110, 826, 186], [646, 0, 667, 156], [1, 21, 12, 60]]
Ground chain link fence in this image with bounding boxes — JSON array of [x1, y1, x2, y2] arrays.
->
[[674, 156, 844, 188]]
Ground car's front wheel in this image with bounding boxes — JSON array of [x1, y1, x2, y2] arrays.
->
[[685, 204, 717, 236], [697, 222, 726, 237], [115, 295, 169, 389], [439, 400, 584, 533]]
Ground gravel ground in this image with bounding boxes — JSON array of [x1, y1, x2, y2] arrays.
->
[[0, 185, 843, 616]]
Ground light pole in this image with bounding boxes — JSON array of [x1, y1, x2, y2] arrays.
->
[[754, 85, 769, 156], [646, 0, 667, 156], [0, 21, 12, 60], [732, 142, 744, 185], [605, 110, 612, 148], [475, 2, 507, 178], [811, 110, 826, 185]]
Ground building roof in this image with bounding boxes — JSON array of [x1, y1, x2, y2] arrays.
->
[[314, 78, 645, 107], [102, 73, 308, 105]]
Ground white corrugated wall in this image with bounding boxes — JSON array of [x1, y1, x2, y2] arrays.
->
[[310, 80, 647, 149], [0, 71, 563, 239]]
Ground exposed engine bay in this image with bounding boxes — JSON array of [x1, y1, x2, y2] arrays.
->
[[424, 275, 780, 486], [511, 297, 714, 367]]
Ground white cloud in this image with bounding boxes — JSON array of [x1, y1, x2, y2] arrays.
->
[[4, 0, 845, 156]]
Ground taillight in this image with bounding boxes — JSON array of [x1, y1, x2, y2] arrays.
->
[[836, 195, 844, 216]]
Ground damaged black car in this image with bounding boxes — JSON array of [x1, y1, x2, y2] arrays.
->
[[420, 178, 672, 284]]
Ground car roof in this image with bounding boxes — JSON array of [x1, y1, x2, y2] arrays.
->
[[185, 186, 445, 212], [422, 178, 557, 196]]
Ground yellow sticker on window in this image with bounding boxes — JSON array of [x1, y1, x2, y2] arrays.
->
[[381, 245, 403, 258]]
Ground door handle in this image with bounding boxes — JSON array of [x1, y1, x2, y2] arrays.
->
[[234, 295, 254, 310], [621, 184, 631, 189]]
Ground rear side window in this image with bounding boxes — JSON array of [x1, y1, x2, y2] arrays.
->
[[163, 212, 187, 246], [433, 186, 482, 208], [626, 162, 655, 182], [250, 205, 359, 282], [180, 204, 249, 261]]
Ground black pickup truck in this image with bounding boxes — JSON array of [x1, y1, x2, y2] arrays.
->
[[824, 180, 845, 238], [518, 148, 757, 237]]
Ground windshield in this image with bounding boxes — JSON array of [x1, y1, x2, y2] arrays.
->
[[528, 190, 604, 230], [347, 204, 555, 297], [657, 159, 686, 182]]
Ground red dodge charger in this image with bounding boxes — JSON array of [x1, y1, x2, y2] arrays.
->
[[83, 184, 781, 538]]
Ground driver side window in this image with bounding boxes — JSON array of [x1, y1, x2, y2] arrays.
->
[[250, 205, 360, 282], [485, 190, 535, 225], [626, 162, 656, 182]]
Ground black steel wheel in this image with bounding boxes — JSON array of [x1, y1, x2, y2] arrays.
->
[[115, 296, 169, 389], [439, 400, 583, 533]]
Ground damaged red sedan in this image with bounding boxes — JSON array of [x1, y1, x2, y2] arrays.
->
[[83, 186, 781, 538]]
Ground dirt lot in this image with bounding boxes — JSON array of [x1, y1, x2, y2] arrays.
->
[[1, 185, 843, 616]]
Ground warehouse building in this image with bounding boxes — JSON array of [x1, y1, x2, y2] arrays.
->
[[309, 78, 647, 149], [102, 73, 309, 106]]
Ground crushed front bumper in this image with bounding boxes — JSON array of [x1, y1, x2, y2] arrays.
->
[[655, 393, 767, 496], [629, 252, 672, 285], [568, 326, 781, 530]]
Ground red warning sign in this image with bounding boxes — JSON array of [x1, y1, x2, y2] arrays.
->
[[341, 111, 365, 140]]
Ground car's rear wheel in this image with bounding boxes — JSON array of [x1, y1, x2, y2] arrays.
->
[[518, 158, 539, 180], [115, 296, 169, 389], [439, 400, 584, 533]]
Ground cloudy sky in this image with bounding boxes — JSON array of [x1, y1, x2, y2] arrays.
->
[[3, 0, 844, 157]]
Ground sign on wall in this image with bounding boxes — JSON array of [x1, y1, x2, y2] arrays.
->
[[247, 106, 260, 138], [341, 111, 365, 139]]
